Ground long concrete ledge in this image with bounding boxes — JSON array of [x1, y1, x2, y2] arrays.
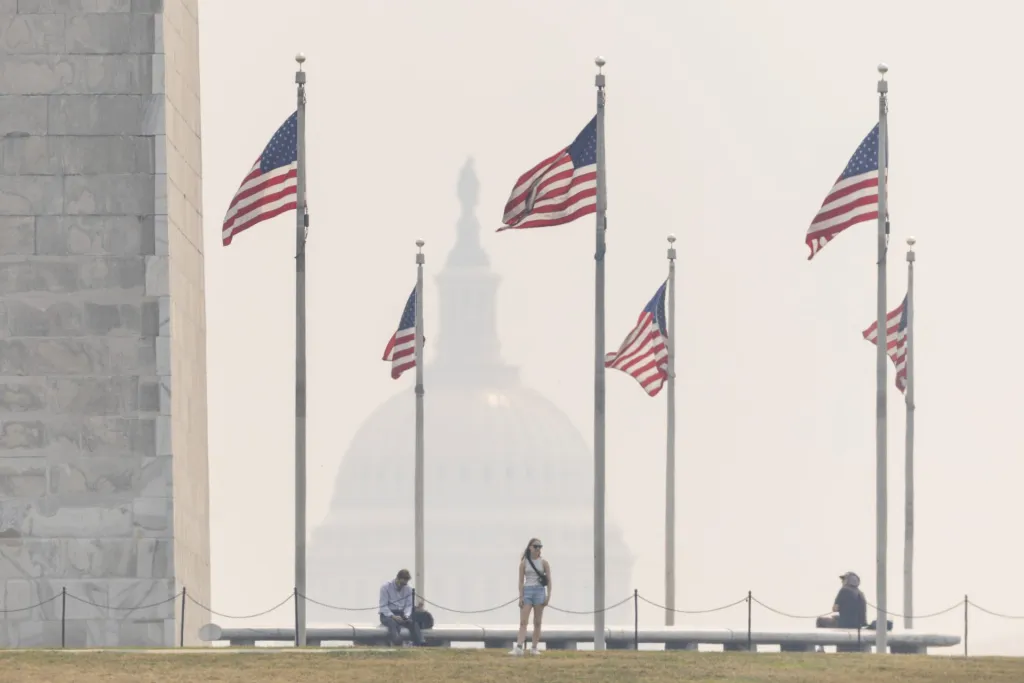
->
[[198, 623, 961, 654]]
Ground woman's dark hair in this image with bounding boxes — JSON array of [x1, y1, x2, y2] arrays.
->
[[523, 537, 541, 559]]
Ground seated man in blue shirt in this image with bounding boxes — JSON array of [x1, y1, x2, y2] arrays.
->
[[379, 569, 425, 646]]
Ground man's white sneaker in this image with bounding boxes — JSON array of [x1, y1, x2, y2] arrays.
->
[[529, 647, 540, 655], [508, 646, 524, 656]]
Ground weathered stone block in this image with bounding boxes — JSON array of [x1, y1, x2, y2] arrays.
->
[[47, 376, 138, 415], [140, 300, 158, 335], [50, 456, 141, 497], [83, 619, 117, 647], [80, 416, 153, 457], [132, 497, 169, 537], [77, 257, 146, 290], [5, 578, 63, 619], [64, 174, 154, 214], [144, 255, 167, 296], [139, 455, 168, 497], [51, 578, 107, 619], [128, 12, 154, 52], [0, 456, 47, 496], [0, 420, 46, 449], [0, 174, 63, 215], [0, 216, 35, 254], [0, 338, 109, 375], [137, 538, 170, 578], [137, 376, 158, 411], [47, 94, 161, 135], [109, 336, 156, 375], [0, 539, 62, 580], [0, 261, 78, 295], [117, 618, 172, 646], [0, 134, 59, 174], [0, 55, 152, 95], [85, 302, 142, 336], [108, 577, 173, 618], [65, 13, 130, 53], [0, 378, 48, 413], [61, 135, 154, 174], [23, 503, 134, 538], [0, 12, 64, 54], [64, 538, 136, 579], [6, 300, 84, 336], [35, 215, 147, 256], [154, 414, 169, 455], [42, 418, 82, 453], [0, 95, 46, 135], [7, 619, 64, 647], [131, 0, 162, 13], [18, 0, 130, 12]]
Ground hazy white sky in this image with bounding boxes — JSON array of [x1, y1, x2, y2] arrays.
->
[[198, 0, 1024, 655]]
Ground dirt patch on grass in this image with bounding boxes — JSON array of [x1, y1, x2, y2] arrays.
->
[[1, 648, 1022, 683]]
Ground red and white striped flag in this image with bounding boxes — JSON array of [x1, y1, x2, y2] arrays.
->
[[382, 287, 417, 380], [806, 124, 882, 259], [222, 112, 298, 246], [862, 294, 908, 393], [605, 281, 669, 397], [499, 117, 597, 231]]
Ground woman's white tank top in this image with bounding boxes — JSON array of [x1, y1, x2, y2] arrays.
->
[[524, 555, 545, 586]]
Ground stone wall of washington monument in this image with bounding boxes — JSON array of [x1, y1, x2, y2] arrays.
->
[[0, 0, 210, 646]]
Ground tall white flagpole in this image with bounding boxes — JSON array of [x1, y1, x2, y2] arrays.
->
[[414, 239, 426, 601], [903, 237, 916, 629], [293, 52, 309, 648], [874, 62, 890, 655], [665, 235, 677, 625], [593, 56, 608, 651]]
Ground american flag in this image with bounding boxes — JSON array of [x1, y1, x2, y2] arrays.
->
[[499, 116, 597, 231], [862, 294, 908, 393], [605, 281, 669, 397], [382, 287, 417, 380], [222, 112, 298, 246], [806, 124, 884, 259]]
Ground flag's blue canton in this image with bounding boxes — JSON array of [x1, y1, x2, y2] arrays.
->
[[839, 124, 880, 180], [567, 116, 598, 168], [397, 289, 416, 328], [646, 282, 668, 335], [897, 294, 909, 332], [259, 112, 298, 173]]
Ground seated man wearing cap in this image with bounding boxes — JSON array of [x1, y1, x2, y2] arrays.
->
[[816, 572, 868, 629], [379, 569, 425, 646]]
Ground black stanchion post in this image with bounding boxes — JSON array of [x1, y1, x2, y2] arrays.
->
[[61, 587, 66, 648], [633, 589, 639, 651], [293, 587, 299, 647], [963, 595, 968, 657], [180, 586, 187, 647], [747, 591, 752, 651]]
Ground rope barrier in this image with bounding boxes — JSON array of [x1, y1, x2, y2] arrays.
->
[[546, 594, 633, 615], [865, 600, 965, 620], [967, 601, 1024, 620], [639, 594, 748, 615], [0, 593, 60, 614], [186, 592, 294, 620], [9, 587, 1024, 625]]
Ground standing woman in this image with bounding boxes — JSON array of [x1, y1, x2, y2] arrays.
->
[[510, 537, 551, 655]]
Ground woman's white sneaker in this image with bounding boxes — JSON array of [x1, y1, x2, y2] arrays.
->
[[508, 645, 524, 656]]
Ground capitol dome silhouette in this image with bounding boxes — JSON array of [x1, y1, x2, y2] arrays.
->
[[307, 159, 633, 626]]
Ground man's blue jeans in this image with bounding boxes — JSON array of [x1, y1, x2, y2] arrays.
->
[[380, 613, 424, 646]]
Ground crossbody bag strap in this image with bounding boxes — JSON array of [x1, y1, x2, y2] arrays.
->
[[526, 555, 547, 583]]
